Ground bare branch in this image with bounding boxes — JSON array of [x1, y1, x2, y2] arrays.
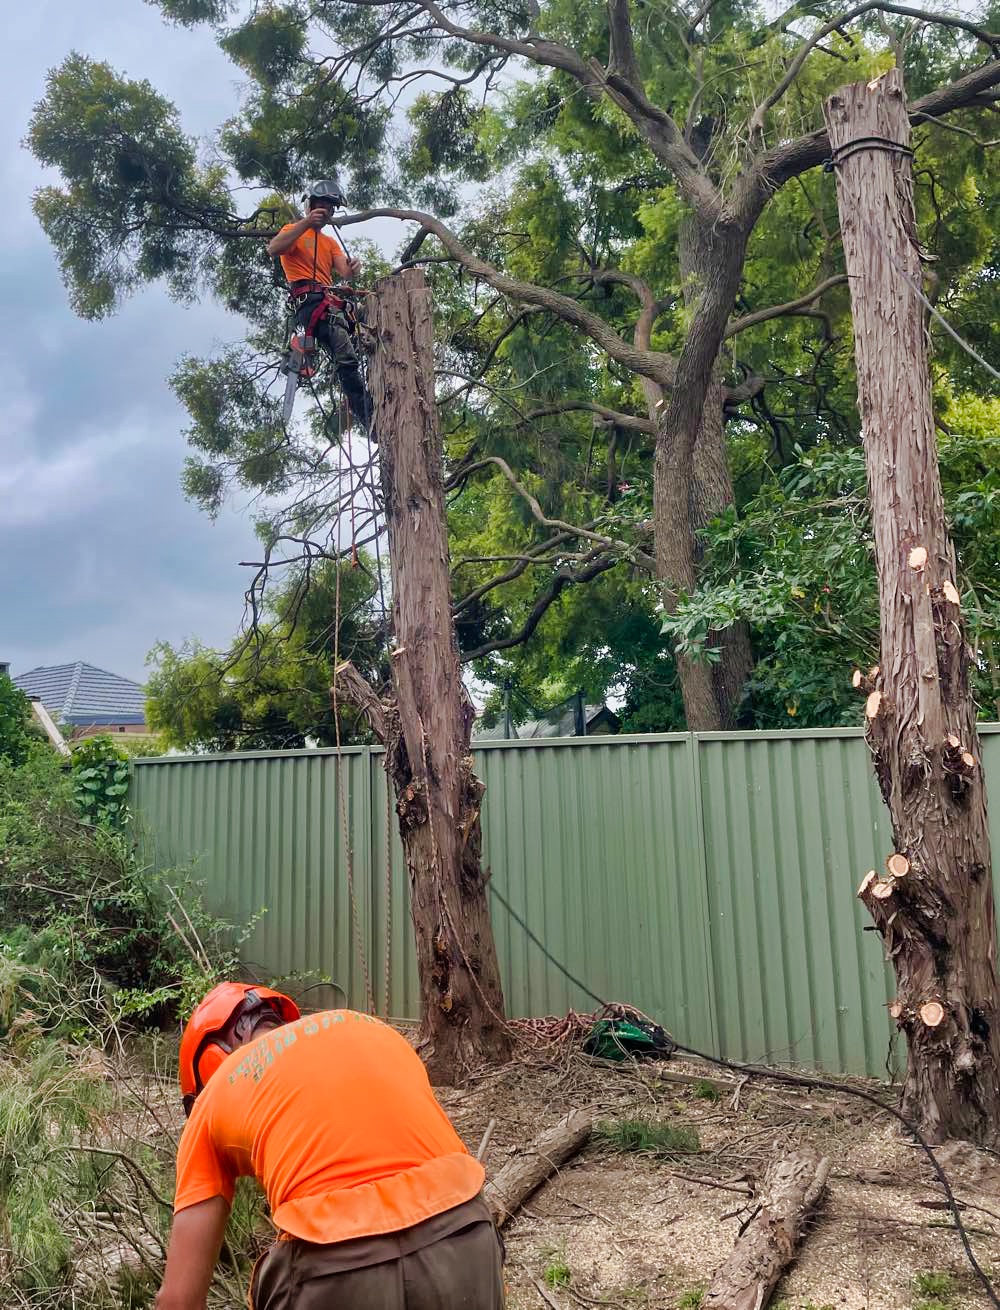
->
[[398, 225, 433, 266], [525, 400, 656, 434], [333, 660, 388, 743], [751, 57, 1000, 197], [338, 207, 676, 384], [460, 453, 656, 569], [460, 552, 622, 662], [751, 4, 1000, 135], [724, 274, 848, 338], [913, 110, 1000, 147]]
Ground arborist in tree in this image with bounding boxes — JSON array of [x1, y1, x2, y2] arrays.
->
[[155, 983, 504, 1310], [267, 176, 374, 430]]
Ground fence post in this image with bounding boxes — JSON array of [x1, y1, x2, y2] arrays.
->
[[686, 731, 721, 1053]]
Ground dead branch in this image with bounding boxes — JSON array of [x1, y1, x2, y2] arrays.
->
[[333, 660, 389, 743], [460, 551, 622, 661], [525, 401, 656, 434], [485, 1110, 594, 1228], [457, 454, 656, 569], [703, 1149, 831, 1310]]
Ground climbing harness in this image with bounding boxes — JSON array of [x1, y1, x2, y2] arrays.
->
[[280, 281, 368, 426]]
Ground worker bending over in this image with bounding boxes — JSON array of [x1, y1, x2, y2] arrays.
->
[[156, 983, 503, 1309]]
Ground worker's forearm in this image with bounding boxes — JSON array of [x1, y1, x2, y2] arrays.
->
[[267, 217, 311, 256]]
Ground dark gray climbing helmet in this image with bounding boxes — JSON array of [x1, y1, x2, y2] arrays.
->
[[307, 176, 345, 209]]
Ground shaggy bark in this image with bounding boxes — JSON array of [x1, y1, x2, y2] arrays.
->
[[825, 70, 1000, 1144], [360, 268, 512, 1080]]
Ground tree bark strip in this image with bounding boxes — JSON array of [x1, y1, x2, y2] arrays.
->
[[366, 268, 512, 1080], [484, 1110, 593, 1228], [703, 1150, 831, 1310], [824, 70, 1000, 1143]]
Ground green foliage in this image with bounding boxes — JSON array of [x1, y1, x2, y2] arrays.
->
[[146, 557, 385, 752], [0, 675, 35, 767], [663, 396, 1000, 726], [691, 1079, 721, 1103], [544, 1259, 572, 1289], [70, 735, 131, 829], [912, 1271, 956, 1310], [0, 749, 243, 1036], [595, 1117, 700, 1157], [677, 1290, 704, 1310]]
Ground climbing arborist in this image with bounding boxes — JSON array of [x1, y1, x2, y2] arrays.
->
[[267, 176, 373, 429], [155, 982, 504, 1310]]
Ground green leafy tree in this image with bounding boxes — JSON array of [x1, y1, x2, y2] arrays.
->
[[0, 675, 35, 767], [146, 557, 385, 751], [663, 392, 1000, 725]]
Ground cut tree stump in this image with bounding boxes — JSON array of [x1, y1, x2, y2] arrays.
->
[[484, 1110, 593, 1228], [702, 1148, 831, 1310]]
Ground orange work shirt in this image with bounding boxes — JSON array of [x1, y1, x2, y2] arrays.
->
[[173, 1011, 484, 1244], [277, 223, 344, 286]]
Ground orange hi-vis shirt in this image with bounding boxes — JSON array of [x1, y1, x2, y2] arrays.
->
[[278, 223, 344, 287], [173, 1011, 485, 1244]]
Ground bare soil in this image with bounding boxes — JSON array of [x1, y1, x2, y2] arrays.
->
[[436, 1048, 1000, 1310]]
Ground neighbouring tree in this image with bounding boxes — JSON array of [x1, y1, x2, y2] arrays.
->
[[28, 4, 1000, 730], [146, 558, 383, 751], [0, 675, 35, 768], [339, 270, 511, 1076], [662, 396, 1000, 727], [826, 69, 1000, 1143]]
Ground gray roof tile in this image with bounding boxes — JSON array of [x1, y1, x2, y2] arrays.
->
[[14, 662, 146, 725]]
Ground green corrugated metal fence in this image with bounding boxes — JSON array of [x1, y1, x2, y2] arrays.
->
[[130, 725, 1000, 1078]]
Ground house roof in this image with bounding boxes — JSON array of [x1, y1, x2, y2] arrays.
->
[[473, 703, 620, 741], [13, 662, 146, 726]]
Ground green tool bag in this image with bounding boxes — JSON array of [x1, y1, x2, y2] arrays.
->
[[583, 1010, 676, 1062]]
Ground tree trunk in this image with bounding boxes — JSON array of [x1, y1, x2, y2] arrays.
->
[[690, 374, 754, 728], [825, 71, 1000, 1144], [656, 216, 751, 730], [703, 1150, 831, 1310], [368, 268, 512, 1081]]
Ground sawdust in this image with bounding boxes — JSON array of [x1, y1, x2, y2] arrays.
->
[[443, 1052, 1000, 1310]]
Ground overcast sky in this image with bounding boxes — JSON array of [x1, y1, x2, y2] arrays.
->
[[0, 2, 363, 685]]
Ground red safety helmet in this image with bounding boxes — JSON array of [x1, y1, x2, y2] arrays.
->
[[179, 982, 300, 1114]]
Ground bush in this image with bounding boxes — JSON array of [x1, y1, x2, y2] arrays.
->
[[0, 747, 244, 1037], [70, 735, 131, 829]]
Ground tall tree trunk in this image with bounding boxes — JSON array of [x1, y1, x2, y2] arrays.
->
[[368, 268, 512, 1080], [825, 71, 1000, 1144], [656, 216, 751, 731], [678, 220, 754, 729]]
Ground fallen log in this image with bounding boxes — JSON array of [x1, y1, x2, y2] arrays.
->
[[485, 1110, 593, 1228], [703, 1149, 831, 1310]]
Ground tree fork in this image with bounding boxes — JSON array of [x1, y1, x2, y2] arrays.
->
[[362, 268, 512, 1079], [825, 70, 1000, 1144]]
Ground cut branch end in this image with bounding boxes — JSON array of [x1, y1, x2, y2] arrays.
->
[[865, 691, 882, 720], [886, 853, 910, 878], [920, 1001, 945, 1029]]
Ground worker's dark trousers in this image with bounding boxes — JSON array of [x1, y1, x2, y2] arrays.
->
[[250, 1208, 505, 1309], [295, 295, 372, 426]]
